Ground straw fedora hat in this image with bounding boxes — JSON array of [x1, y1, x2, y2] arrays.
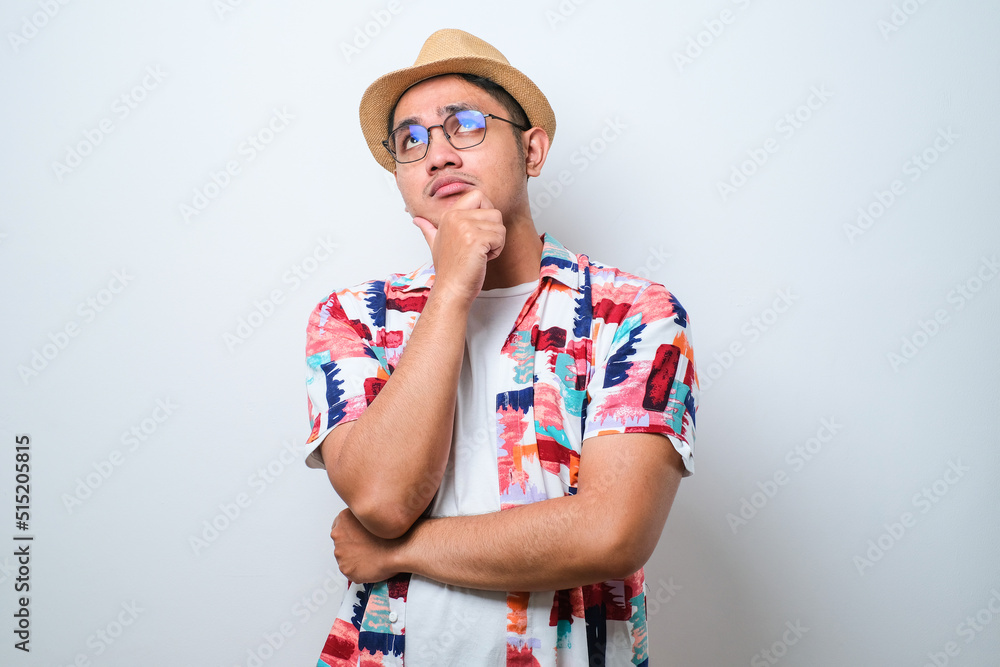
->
[[359, 28, 557, 173]]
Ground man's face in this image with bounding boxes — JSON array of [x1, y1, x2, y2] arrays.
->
[[390, 74, 527, 226]]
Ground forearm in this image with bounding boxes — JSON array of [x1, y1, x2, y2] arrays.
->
[[330, 287, 469, 536], [332, 435, 684, 590], [393, 494, 635, 592]]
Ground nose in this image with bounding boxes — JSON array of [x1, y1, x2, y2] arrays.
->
[[423, 124, 462, 173]]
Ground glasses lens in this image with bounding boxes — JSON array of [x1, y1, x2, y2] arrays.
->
[[446, 110, 487, 148], [392, 125, 429, 161]]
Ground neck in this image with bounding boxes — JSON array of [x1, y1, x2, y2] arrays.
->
[[481, 209, 543, 291]]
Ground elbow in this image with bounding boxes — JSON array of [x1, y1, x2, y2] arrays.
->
[[352, 472, 439, 539], [599, 525, 655, 581], [328, 459, 437, 539], [328, 472, 423, 539], [350, 495, 423, 540], [602, 549, 645, 582]]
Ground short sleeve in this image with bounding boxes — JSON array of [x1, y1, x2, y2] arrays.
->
[[303, 289, 388, 469], [582, 282, 699, 477]]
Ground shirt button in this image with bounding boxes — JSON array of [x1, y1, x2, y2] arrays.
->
[[389, 611, 398, 623]]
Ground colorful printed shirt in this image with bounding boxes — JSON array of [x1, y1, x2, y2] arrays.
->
[[303, 231, 699, 666]]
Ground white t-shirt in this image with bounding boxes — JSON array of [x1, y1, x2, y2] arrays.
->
[[403, 278, 539, 667]]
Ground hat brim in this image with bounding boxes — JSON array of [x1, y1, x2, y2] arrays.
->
[[359, 55, 556, 173]]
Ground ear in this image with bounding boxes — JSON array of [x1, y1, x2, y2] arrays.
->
[[523, 127, 550, 179]]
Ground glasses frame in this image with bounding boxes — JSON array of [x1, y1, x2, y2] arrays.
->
[[382, 109, 529, 164]]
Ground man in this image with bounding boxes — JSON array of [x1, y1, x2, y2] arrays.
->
[[303, 28, 698, 667]]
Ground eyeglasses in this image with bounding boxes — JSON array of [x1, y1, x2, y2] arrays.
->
[[383, 109, 528, 164]]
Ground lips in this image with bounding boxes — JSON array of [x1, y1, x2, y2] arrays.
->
[[430, 176, 473, 197]]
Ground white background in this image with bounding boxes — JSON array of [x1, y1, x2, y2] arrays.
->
[[1, 0, 998, 665]]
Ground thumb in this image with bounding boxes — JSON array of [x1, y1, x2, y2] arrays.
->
[[412, 216, 436, 249], [454, 188, 493, 211]]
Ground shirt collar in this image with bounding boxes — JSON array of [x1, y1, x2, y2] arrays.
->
[[390, 231, 582, 293]]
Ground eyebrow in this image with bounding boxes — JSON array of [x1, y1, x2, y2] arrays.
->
[[392, 102, 476, 133]]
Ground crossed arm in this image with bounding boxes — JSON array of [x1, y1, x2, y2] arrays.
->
[[329, 429, 686, 591], [318, 285, 687, 590]]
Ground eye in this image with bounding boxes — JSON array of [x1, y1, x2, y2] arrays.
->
[[452, 110, 485, 134], [397, 125, 428, 152]]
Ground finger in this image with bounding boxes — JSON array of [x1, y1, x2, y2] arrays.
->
[[476, 191, 494, 210], [452, 188, 493, 211], [412, 216, 436, 248], [484, 228, 506, 261]]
